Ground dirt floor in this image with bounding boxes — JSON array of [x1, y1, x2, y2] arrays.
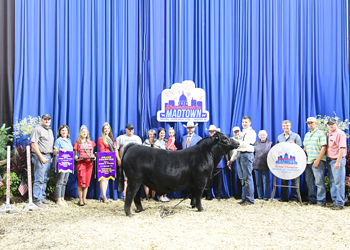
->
[[0, 198, 349, 250]]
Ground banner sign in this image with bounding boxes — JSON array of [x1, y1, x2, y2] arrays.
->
[[57, 151, 74, 173], [157, 80, 209, 122], [97, 152, 116, 181], [267, 142, 306, 180]]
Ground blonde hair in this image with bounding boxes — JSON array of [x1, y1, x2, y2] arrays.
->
[[101, 123, 114, 145], [282, 120, 291, 125], [147, 129, 156, 138], [76, 126, 91, 144], [168, 127, 176, 135]]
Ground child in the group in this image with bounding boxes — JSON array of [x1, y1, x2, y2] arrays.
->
[[73, 125, 96, 206], [166, 127, 177, 151]]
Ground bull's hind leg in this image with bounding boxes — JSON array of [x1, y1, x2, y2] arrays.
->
[[124, 181, 142, 217], [195, 188, 204, 212], [190, 188, 196, 208], [134, 186, 144, 213]]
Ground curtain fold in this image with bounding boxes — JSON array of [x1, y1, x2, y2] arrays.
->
[[0, 0, 15, 129], [14, 0, 349, 200]]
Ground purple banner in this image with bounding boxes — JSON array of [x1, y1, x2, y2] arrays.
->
[[97, 152, 116, 181], [57, 151, 74, 173]]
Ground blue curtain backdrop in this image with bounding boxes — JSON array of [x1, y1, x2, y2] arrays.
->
[[14, 0, 349, 200]]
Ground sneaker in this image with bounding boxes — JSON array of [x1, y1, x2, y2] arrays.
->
[[240, 201, 254, 206], [57, 202, 65, 207], [238, 200, 246, 204], [159, 197, 167, 202], [317, 203, 326, 207], [41, 200, 50, 205], [164, 197, 170, 202], [145, 198, 150, 202], [35, 202, 46, 208], [331, 206, 343, 210], [62, 201, 68, 207]]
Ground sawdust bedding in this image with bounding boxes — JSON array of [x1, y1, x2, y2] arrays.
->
[[1, 198, 349, 249]]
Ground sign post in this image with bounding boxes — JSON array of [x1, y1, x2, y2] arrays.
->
[[0, 146, 18, 214], [23, 145, 40, 212], [267, 142, 307, 203]]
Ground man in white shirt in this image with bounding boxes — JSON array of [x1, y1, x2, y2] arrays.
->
[[116, 124, 142, 197], [235, 116, 256, 205]]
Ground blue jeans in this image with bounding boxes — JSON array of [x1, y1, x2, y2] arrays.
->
[[32, 154, 52, 203], [55, 172, 70, 199], [237, 152, 255, 203], [328, 158, 346, 207], [254, 169, 270, 200], [304, 161, 326, 205]]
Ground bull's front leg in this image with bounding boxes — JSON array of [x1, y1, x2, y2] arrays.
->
[[194, 188, 204, 212]]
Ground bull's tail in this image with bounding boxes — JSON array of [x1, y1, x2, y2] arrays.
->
[[118, 143, 137, 193]]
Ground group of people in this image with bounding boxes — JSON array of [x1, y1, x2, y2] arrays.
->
[[225, 116, 347, 210], [30, 114, 347, 210]]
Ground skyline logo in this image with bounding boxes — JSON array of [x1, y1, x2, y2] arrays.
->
[[157, 80, 209, 122]]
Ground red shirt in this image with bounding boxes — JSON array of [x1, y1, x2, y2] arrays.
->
[[327, 128, 347, 158], [98, 137, 116, 152], [73, 140, 96, 158]]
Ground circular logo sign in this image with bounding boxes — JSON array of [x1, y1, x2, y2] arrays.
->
[[267, 142, 306, 180]]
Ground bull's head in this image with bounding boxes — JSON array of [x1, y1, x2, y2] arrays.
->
[[213, 132, 240, 150]]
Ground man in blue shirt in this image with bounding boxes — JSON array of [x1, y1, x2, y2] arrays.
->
[[276, 120, 302, 202], [181, 121, 202, 149]]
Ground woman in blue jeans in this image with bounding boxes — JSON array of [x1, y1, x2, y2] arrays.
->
[[53, 125, 73, 206], [253, 130, 273, 201]]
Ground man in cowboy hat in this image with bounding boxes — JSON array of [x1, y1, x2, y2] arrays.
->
[[181, 121, 202, 149], [205, 125, 225, 201]]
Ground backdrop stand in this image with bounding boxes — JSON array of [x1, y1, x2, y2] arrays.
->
[[270, 175, 302, 204]]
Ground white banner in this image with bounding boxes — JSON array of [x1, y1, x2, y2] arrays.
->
[[267, 142, 306, 180]]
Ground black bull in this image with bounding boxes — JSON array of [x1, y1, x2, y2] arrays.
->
[[118, 132, 240, 216]]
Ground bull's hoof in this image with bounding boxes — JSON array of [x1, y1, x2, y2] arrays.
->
[[125, 212, 134, 217], [191, 205, 196, 209], [197, 207, 204, 212]]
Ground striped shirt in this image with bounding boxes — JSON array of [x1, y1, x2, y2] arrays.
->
[[303, 128, 327, 164]]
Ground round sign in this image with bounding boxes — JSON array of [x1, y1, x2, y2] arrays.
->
[[267, 142, 306, 180]]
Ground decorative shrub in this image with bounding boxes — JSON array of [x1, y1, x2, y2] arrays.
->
[[13, 116, 41, 145], [0, 172, 21, 198], [0, 124, 13, 161], [316, 113, 349, 137]]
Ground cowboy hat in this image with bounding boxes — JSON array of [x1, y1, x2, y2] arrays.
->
[[206, 125, 217, 132], [183, 121, 198, 128]]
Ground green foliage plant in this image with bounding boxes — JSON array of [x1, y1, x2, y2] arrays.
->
[[0, 172, 21, 198], [0, 124, 13, 161]]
